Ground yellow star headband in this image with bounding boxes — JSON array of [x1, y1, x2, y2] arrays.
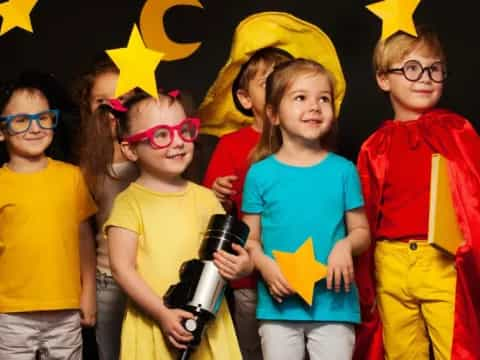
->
[[366, 0, 421, 40], [0, 0, 38, 36], [105, 24, 165, 98]]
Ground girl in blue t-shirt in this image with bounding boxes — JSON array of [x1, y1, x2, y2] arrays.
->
[[242, 59, 371, 360]]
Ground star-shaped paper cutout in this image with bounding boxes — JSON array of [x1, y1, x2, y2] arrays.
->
[[106, 24, 164, 98], [366, 0, 421, 40], [272, 237, 328, 306], [0, 0, 38, 36]]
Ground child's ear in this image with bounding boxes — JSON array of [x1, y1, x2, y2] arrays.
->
[[266, 105, 279, 126], [376, 71, 391, 92], [0, 128, 6, 142], [236, 88, 253, 110], [120, 141, 138, 162]]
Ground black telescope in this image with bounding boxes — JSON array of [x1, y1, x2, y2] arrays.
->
[[164, 213, 249, 360]]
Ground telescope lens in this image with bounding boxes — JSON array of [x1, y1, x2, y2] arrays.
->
[[199, 214, 250, 259]]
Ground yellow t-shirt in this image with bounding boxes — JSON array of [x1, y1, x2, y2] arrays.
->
[[105, 181, 241, 360], [0, 158, 97, 312]]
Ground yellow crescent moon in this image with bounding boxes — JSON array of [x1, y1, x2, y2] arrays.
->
[[139, 0, 203, 61]]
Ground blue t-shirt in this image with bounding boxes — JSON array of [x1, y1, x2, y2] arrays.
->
[[242, 153, 364, 323]]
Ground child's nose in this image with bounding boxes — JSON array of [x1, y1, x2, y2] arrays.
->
[[419, 69, 431, 82], [29, 119, 41, 132], [310, 100, 321, 112], [171, 129, 185, 147]]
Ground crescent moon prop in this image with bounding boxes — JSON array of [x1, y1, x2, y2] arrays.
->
[[139, 0, 203, 61]]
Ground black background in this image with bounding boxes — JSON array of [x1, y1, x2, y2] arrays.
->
[[0, 0, 478, 161], [1, 1, 477, 357]]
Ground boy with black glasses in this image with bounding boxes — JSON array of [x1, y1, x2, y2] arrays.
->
[[355, 26, 480, 360]]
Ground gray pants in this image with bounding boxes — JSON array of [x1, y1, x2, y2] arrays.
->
[[95, 272, 127, 360], [259, 321, 355, 360], [233, 289, 263, 360], [0, 310, 82, 360]]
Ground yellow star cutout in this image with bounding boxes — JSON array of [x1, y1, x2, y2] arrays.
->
[[106, 24, 164, 98], [0, 0, 38, 36], [272, 237, 328, 306], [366, 0, 421, 40]]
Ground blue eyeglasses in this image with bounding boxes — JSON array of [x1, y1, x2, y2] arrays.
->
[[0, 109, 59, 134]]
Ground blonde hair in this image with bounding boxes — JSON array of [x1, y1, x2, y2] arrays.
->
[[251, 58, 337, 163], [373, 26, 446, 74]]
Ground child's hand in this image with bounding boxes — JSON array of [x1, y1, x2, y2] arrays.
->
[[80, 286, 96, 327], [158, 308, 195, 349], [213, 243, 253, 280], [327, 238, 354, 292], [259, 256, 294, 303], [212, 175, 238, 201]]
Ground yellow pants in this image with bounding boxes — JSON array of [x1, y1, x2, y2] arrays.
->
[[374, 240, 456, 360]]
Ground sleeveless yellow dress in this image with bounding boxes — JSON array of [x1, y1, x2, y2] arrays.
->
[[105, 182, 242, 360]]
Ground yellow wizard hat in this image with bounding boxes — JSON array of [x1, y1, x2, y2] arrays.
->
[[197, 12, 346, 137]]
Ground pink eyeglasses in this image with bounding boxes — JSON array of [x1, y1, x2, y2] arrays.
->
[[123, 118, 200, 149]]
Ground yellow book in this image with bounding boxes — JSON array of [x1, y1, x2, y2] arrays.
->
[[428, 154, 464, 255]]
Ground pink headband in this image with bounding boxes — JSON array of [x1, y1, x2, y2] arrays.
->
[[167, 89, 181, 98], [107, 99, 128, 112]]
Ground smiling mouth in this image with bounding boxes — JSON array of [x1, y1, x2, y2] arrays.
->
[[413, 89, 433, 94], [302, 119, 323, 125], [166, 152, 186, 159], [25, 137, 46, 141]]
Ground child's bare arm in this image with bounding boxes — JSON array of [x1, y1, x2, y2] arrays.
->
[[327, 207, 370, 292], [344, 207, 371, 256], [212, 175, 238, 201], [79, 220, 97, 327], [243, 214, 294, 302], [108, 226, 194, 349], [213, 242, 253, 280]]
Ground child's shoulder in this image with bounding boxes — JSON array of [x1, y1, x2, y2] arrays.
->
[[424, 108, 470, 128], [187, 182, 224, 213], [360, 109, 473, 151], [188, 181, 218, 199], [327, 152, 356, 168], [248, 155, 276, 173], [0, 159, 81, 182], [47, 158, 81, 175], [219, 125, 257, 144]]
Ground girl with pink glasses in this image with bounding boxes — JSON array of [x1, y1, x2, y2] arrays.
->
[[105, 90, 250, 360]]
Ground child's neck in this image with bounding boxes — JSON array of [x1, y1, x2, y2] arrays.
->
[[137, 171, 188, 193], [112, 141, 128, 164], [7, 154, 48, 173], [393, 106, 430, 122], [276, 141, 328, 167], [251, 116, 263, 132]]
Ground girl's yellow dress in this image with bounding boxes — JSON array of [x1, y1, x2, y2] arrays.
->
[[105, 182, 242, 360]]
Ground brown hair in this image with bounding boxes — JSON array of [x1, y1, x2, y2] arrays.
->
[[251, 58, 337, 163], [233, 47, 293, 116], [373, 25, 446, 75], [74, 56, 120, 193]]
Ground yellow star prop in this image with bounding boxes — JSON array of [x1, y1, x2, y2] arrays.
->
[[106, 24, 165, 98], [366, 0, 421, 40], [272, 237, 328, 306], [0, 0, 38, 36]]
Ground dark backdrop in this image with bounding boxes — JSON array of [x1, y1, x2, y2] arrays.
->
[[0, 0, 478, 161]]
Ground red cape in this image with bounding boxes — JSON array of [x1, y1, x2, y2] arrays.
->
[[354, 109, 480, 360]]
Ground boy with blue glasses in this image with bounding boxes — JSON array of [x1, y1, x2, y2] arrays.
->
[[0, 78, 97, 359]]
